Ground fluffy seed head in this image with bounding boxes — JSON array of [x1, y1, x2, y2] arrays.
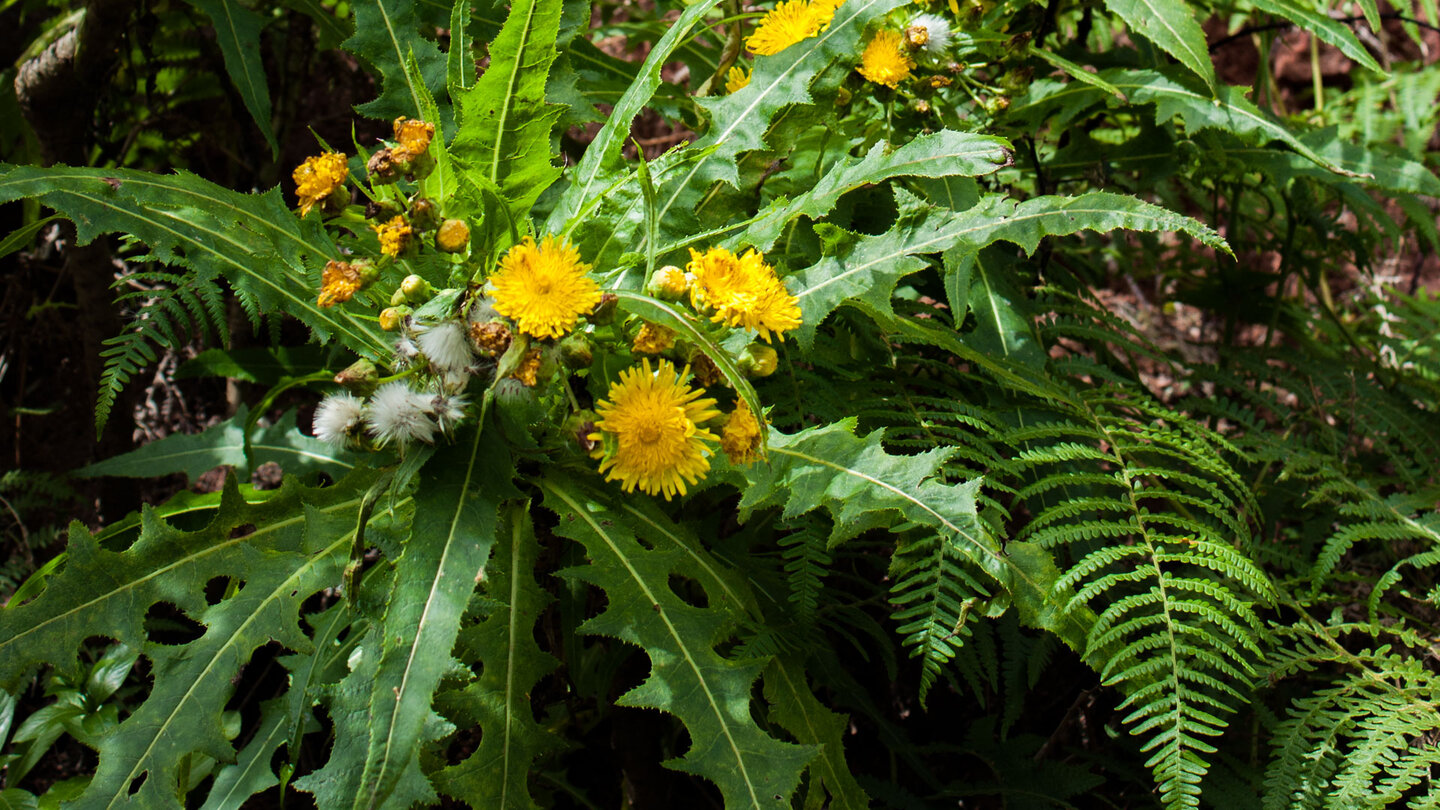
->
[[365, 382, 438, 447], [417, 321, 475, 373], [313, 392, 366, 446]]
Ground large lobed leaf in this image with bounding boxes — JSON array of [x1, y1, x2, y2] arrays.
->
[[344, 0, 449, 121], [448, 0, 564, 223], [540, 477, 817, 809], [0, 469, 385, 809], [296, 427, 513, 810], [433, 509, 562, 809], [787, 188, 1229, 348], [0, 166, 390, 359]]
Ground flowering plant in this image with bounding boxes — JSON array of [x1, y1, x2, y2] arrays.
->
[[1, 0, 1438, 806]]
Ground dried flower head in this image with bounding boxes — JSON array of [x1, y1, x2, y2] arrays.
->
[[632, 323, 676, 355], [589, 360, 720, 499], [858, 30, 916, 88], [511, 348, 543, 387], [393, 116, 435, 157], [293, 153, 348, 216], [470, 321, 513, 357], [907, 13, 952, 53], [490, 236, 602, 339]]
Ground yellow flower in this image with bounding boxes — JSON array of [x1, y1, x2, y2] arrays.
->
[[686, 247, 802, 343], [632, 323, 675, 355], [721, 399, 764, 465], [811, 0, 846, 25], [393, 117, 435, 157], [293, 153, 347, 216], [491, 236, 602, 340], [746, 0, 825, 55], [373, 216, 413, 257], [857, 30, 915, 88], [511, 348, 543, 387], [725, 65, 751, 94], [318, 260, 362, 308], [590, 360, 721, 499]]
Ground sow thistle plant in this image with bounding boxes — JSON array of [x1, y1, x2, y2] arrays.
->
[[3, 0, 1440, 805]]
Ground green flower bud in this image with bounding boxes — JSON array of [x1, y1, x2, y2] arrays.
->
[[401, 274, 434, 303], [334, 358, 378, 390], [379, 306, 411, 331], [645, 265, 689, 300], [739, 343, 779, 378], [558, 333, 593, 369], [436, 219, 471, 254]]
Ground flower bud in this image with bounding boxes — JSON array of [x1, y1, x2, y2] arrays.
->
[[334, 358, 378, 390], [379, 306, 411, 331], [739, 343, 779, 378], [558, 333, 593, 369], [646, 265, 689, 300], [408, 197, 440, 230], [390, 288, 408, 307], [401, 274, 434, 303], [436, 219, 471, 254], [354, 258, 379, 286]]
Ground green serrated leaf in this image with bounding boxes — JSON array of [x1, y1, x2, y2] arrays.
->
[[0, 166, 391, 358], [541, 477, 816, 808], [762, 658, 870, 810], [734, 131, 1014, 252], [345, 0, 449, 121], [77, 407, 356, 483], [545, 0, 726, 232], [433, 507, 562, 810], [450, 0, 564, 222], [297, 426, 513, 810], [187, 0, 278, 156], [1102, 0, 1217, 93], [789, 189, 1227, 348], [0, 469, 385, 809]]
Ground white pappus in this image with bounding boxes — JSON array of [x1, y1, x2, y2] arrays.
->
[[416, 320, 475, 373], [907, 13, 952, 55], [365, 382, 439, 447], [312, 392, 366, 446]]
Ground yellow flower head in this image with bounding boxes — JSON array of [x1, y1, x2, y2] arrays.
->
[[858, 30, 915, 88], [686, 247, 802, 343], [373, 215, 413, 257], [590, 360, 721, 500], [393, 117, 435, 158], [632, 322, 676, 355], [293, 153, 348, 216], [721, 399, 765, 465], [726, 65, 752, 94], [491, 236, 602, 340], [746, 0, 825, 55], [318, 260, 363, 308], [511, 347, 543, 387]]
